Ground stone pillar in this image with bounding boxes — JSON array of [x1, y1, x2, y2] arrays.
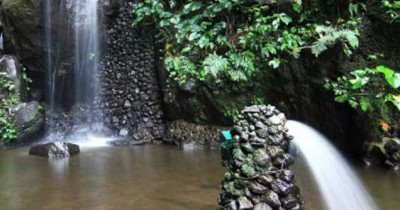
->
[[219, 105, 304, 210]]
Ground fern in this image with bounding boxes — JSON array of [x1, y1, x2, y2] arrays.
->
[[312, 25, 359, 57], [202, 54, 229, 79]]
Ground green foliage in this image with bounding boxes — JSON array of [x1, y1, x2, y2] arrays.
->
[[326, 65, 400, 124], [382, 0, 400, 20], [133, 0, 364, 122], [0, 72, 19, 142], [311, 23, 359, 57], [133, 0, 361, 87]]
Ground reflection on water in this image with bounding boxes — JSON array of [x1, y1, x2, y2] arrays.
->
[[0, 145, 398, 210]]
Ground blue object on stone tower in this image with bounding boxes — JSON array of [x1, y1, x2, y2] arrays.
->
[[220, 130, 232, 150], [222, 130, 232, 140]]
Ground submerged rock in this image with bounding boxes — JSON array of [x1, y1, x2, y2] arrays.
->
[[29, 142, 80, 158]]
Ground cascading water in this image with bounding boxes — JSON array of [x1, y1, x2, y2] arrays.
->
[[43, 0, 115, 147], [44, 0, 54, 111], [74, 0, 100, 108], [286, 120, 378, 210]]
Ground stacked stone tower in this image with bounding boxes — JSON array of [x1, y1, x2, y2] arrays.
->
[[219, 105, 304, 210]]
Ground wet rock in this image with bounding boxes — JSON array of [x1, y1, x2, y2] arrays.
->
[[237, 196, 253, 209], [271, 179, 293, 196], [254, 203, 272, 210], [241, 164, 256, 177], [279, 170, 295, 183], [265, 190, 281, 209], [281, 195, 298, 209], [250, 182, 269, 194], [119, 128, 129, 137], [254, 149, 270, 167], [14, 101, 44, 141], [384, 140, 400, 154], [29, 142, 79, 158]]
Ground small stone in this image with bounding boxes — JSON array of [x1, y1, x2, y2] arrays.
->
[[265, 191, 281, 209], [271, 179, 293, 196], [251, 137, 267, 147], [281, 196, 298, 209], [249, 182, 269, 194], [255, 121, 264, 129], [257, 175, 274, 185], [268, 146, 283, 159], [233, 148, 246, 162], [227, 200, 238, 210], [254, 203, 273, 210], [241, 142, 253, 153], [256, 128, 269, 138], [119, 128, 129, 137], [280, 170, 295, 183], [254, 149, 270, 167], [237, 196, 253, 209], [269, 115, 282, 125], [241, 164, 256, 177], [123, 100, 131, 108]]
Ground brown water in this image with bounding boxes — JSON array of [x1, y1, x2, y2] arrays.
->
[[0, 145, 398, 210]]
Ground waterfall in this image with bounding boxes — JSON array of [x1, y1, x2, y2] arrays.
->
[[74, 0, 100, 107], [43, 0, 113, 147], [44, 0, 54, 111], [287, 120, 378, 210]]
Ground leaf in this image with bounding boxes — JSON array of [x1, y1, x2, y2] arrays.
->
[[349, 70, 369, 89], [388, 94, 400, 111], [377, 65, 400, 88], [359, 97, 370, 111], [311, 41, 328, 57], [268, 59, 281, 69], [344, 30, 359, 48], [335, 95, 348, 103], [188, 32, 199, 41], [183, 2, 202, 13], [279, 14, 292, 25]]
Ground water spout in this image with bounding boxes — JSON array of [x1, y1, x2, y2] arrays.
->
[[287, 120, 378, 210]]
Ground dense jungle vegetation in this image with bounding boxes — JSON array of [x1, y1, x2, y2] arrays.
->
[[132, 0, 400, 131]]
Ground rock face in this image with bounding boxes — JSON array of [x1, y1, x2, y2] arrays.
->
[[1, 0, 43, 72], [164, 120, 227, 149], [29, 142, 79, 158], [95, 1, 164, 143], [219, 105, 304, 210]]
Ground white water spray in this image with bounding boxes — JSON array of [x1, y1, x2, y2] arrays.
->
[[42, 0, 112, 147], [286, 120, 378, 210]]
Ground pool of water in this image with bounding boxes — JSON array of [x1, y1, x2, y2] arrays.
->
[[0, 145, 398, 210]]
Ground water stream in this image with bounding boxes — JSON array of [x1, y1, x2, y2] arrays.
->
[[287, 120, 379, 210]]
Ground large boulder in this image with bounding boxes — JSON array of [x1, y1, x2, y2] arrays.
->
[[13, 101, 44, 141], [29, 142, 80, 158]]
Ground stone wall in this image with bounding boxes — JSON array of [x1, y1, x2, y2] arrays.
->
[[164, 120, 227, 149], [96, 1, 164, 143]]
